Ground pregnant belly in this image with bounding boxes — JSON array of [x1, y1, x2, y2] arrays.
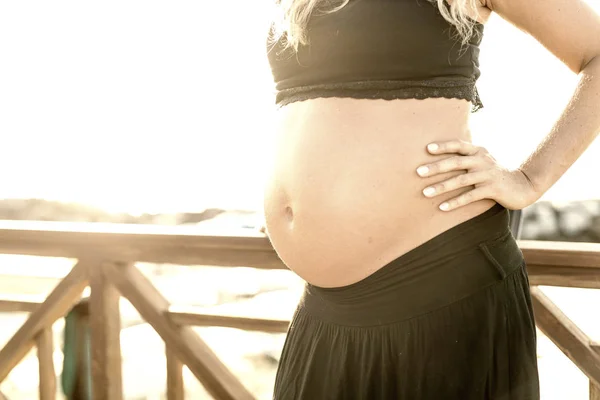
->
[[263, 98, 496, 288]]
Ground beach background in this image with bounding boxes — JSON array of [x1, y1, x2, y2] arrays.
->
[[0, 0, 600, 399]]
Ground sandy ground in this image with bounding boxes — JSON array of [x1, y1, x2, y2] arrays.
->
[[0, 256, 598, 399]]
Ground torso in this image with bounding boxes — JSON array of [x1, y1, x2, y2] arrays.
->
[[263, 3, 493, 288], [263, 97, 496, 288]]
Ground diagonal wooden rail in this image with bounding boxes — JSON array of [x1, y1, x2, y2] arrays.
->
[[0, 221, 598, 399], [0, 259, 90, 382], [530, 287, 600, 387], [104, 261, 254, 400]]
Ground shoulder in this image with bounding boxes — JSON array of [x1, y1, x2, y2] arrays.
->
[[476, 1, 492, 24], [446, 0, 492, 24]]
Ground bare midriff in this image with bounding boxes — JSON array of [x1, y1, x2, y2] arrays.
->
[[263, 97, 496, 288]]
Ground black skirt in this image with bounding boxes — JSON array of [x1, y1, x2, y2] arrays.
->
[[273, 204, 540, 400]]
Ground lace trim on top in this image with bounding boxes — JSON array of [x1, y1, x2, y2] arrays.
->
[[275, 79, 483, 112]]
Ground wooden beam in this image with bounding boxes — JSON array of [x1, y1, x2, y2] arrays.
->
[[89, 263, 123, 400], [166, 346, 185, 400], [520, 240, 600, 269], [0, 220, 284, 269], [530, 287, 600, 387], [36, 327, 56, 400], [0, 260, 90, 382], [104, 262, 255, 400], [527, 265, 600, 289], [0, 295, 43, 313], [168, 309, 290, 333], [4, 222, 600, 272]]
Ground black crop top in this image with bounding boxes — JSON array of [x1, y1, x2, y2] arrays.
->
[[267, 0, 485, 111]]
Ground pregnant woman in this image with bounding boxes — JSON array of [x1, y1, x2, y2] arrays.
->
[[262, 0, 600, 398]]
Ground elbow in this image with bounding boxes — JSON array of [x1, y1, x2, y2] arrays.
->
[[579, 53, 600, 75]]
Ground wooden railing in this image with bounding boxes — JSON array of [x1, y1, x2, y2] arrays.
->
[[0, 220, 598, 399]]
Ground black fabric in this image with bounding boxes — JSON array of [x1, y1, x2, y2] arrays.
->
[[267, 0, 485, 111], [273, 204, 540, 399]]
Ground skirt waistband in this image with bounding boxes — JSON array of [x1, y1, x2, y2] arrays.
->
[[300, 203, 525, 327]]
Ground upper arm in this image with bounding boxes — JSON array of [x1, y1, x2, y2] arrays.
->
[[487, 0, 600, 73]]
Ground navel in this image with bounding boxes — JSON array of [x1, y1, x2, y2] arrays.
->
[[284, 206, 294, 222]]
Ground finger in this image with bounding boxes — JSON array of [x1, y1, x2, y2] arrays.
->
[[417, 155, 481, 177], [439, 186, 491, 211], [426, 140, 481, 156], [422, 171, 490, 197]]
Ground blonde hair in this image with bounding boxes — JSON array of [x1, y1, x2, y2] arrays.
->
[[272, 0, 482, 51]]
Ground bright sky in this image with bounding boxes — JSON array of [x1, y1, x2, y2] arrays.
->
[[0, 1, 599, 213]]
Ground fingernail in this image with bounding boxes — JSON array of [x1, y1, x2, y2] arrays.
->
[[439, 202, 450, 211], [423, 187, 435, 196], [427, 143, 439, 152], [417, 166, 429, 176]]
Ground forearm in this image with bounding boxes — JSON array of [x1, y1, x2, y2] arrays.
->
[[519, 56, 600, 198]]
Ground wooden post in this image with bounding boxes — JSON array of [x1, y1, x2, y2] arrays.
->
[[89, 262, 123, 400], [591, 381, 600, 400], [36, 327, 56, 400], [166, 346, 184, 400], [592, 343, 600, 400]]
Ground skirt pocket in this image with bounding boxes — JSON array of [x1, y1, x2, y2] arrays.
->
[[478, 230, 525, 281]]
